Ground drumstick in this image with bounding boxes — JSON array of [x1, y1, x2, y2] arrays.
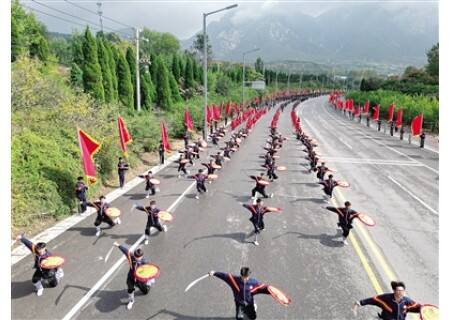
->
[[185, 274, 210, 292]]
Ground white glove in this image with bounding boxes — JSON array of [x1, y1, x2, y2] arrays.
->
[[208, 270, 215, 277]]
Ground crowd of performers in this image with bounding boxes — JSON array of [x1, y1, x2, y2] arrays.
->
[[15, 93, 436, 319]]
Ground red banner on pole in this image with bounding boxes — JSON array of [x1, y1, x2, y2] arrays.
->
[[372, 105, 380, 121], [387, 103, 395, 122], [410, 113, 423, 136], [78, 129, 101, 185], [363, 101, 370, 114], [118, 116, 132, 157], [184, 110, 194, 132], [395, 109, 403, 128], [160, 121, 171, 151]]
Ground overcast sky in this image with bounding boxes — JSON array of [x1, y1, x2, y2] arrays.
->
[[20, 0, 437, 40]]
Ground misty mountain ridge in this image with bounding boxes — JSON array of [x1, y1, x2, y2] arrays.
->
[[181, 4, 438, 71]]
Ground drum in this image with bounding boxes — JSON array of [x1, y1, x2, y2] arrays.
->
[[157, 211, 173, 222], [231, 147, 238, 152], [236, 138, 242, 144], [40, 255, 65, 269], [326, 168, 337, 172], [208, 174, 218, 180], [200, 141, 207, 148], [199, 147, 205, 152], [134, 264, 161, 283], [180, 159, 189, 164], [224, 157, 231, 161], [273, 155, 280, 159], [268, 285, 291, 306], [266, 207, 282, 212], [277, 166, 287, 171], [357, 213, 376, 227], [258, 180, 270, 186], [420, 304, 439, 320], [105, 207, 121, 218], [149, 179, 160, 185], [337, 180, 350, 188], [212, 164, 222, 169]]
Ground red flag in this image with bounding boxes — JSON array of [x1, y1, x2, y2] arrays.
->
[[78, 129, 101, 185], [160, 121, 171, 151], [372, 105, 380, 121], [410, 113, 423, 136], [395, 109, 403, 128], [206, 106, 213, 126], [387, 103, 395, 122], [354, 104, 361, 116], [214, 105, 221, 121], [118, 116, 132, 157], [363, 101, 370, 114], [184, 110, 194, 132], [225, 101, 232, 116]]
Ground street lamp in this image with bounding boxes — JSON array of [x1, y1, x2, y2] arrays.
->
[[203, 4, 238, 139], [242, 48, 260, 109]]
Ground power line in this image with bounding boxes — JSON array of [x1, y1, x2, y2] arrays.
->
[[29, 0, 133, 38], [64, 0, 134, 30], [21, 4, 98, 30]]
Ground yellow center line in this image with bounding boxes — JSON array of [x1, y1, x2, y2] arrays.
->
[[335, 188, 397, 282], [330, 197, 383, 294]]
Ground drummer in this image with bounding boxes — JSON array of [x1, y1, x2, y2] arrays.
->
[[251, 173, 273, 200], [88, 195, 121, 237], [138, 170, 157, 199], [113, 242, 155, 310], [326, 201, 359, 245], [202, 159, 217, 176], [212, 152, 224, 167], [208, 267, 270, 319], [266, 156, 278, 182], [316, 162, 328, 181], [189, 169, 208, 199], [319, 174, 338, 198], [134, 200, 167, 245], [177, 155, 189, 178], [353, 281, 421, 319], [243, 199, 273, 246], [16, 234, 64, 296]]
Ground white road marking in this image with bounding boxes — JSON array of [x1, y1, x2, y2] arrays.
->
[[320, 103, 439, 174], [61, 180, 196, 320], [11, 153, 182, 265], [387, 176, 438, 215]]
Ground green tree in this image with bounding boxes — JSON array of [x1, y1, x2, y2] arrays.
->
[[215, 74, 232, 96], [96, 35, 114, 102], [71, 34, 84, 66], [426, 43, 439, 78], [70, 62, 83, 88], [140, 67, 153, 110], [126, 47, 137, 107], [184, 56, 195, 89], [255, 57, 264, 74], [154, 55, 172, 109], [29, 35, 49, 62], [105, 42, 118, 101], [172, 54, 181, 81], [192, 33, 212, 62], [140, 28, 180, 56], [11, 13, 24, 62], [116, 50, 134, 109], [82, 27, 104, 102], [149, 52, 157, 87], [169, 72, 182, 102]]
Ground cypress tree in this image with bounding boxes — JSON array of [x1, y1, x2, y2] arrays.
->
[[178, 56, 184, 80], [30, 35, 49, 62], [155, 55, 172, 109], [125, 47, 137, 107], [71, 35, 84, 66], [140, 67, 153, 110], [184, 56, 195, 89], [96, 35, 114, 102], [82, 27, 104, 102], [169, 72, 182, 102], [11, 14, 24, 62], [171, 54, 181, 81], [116, 50, 134, 109], [105, 42, 119, 101], [70, 62, 83, 88], [149, 52, 157, 85]]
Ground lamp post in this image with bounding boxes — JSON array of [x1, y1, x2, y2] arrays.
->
[[203, 4, 238, 139], [242, 48, 260, 109]]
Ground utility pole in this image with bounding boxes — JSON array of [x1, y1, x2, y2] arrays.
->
[[96, 2, 103, 33], [135, 27, 141, 112]]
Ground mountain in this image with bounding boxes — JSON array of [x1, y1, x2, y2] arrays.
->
[[181, 3, 438, 71]]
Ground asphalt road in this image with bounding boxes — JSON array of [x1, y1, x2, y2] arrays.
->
[[11, 96, 438, 320]]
